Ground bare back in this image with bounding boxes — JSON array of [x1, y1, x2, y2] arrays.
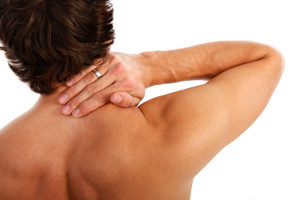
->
[[0, 101, 193, 200]]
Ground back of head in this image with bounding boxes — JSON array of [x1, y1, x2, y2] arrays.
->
[[0, 0, 115, 94]]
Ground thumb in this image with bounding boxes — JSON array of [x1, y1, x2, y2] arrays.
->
[[110, 92, 141, 107]]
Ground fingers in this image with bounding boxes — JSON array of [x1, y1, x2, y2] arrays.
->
[[58, 65, 109, 105], [65, 58, 107, 87], [66, 64, 97, 87], [72, 91, 141, 118], [58, 53, 146, 117], [110, 92, 141, 107], [71, 85, 118, 117], [60, 71, 115, 115]]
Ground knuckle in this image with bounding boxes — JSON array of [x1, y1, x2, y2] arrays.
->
[[65, 88, 74, 97], [111, 63, 126, 77], [122, 95, 131, 107], [121, 77, 135, 89], [69, 99, 79, 109], [84, 72, 95, 83], [78, 104, 90, 116], [86, 84, 97, 95], [94, 92, 105, 103]]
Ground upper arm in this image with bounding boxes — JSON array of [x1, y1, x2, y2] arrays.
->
[[138, 48, 284, 177]]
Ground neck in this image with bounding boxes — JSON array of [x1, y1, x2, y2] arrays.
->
[[35, 85, 68, 108]]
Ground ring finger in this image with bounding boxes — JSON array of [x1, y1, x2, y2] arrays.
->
[[61, 70, 115, 115], [58, 65, 109, 105]]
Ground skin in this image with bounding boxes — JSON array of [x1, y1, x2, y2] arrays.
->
[[0, 41, 284, 199]]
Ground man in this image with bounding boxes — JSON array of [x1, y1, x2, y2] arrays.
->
[[0, 0, 284, 199]]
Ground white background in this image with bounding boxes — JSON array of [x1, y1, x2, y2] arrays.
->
[[0, 0, 299, 199]]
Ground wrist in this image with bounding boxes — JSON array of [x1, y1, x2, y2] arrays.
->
[[134, 51, 155, 88]]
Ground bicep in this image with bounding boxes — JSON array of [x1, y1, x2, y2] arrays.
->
[[164, 51, 283, 140], [139, 51, 284, 177], [205, 53, 284, 143]]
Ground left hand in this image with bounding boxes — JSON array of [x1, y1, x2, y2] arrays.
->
[[57, 52, 147, 117]]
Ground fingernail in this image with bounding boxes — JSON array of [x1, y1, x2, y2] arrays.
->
[[66, 78, 74, 86], [112, 95, 122, 104], [62, 105, 70, 114], [58, 94, 68, 104], [72, 109, 81, 117]]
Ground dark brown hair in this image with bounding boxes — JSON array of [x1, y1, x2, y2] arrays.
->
[[0, 0, 115, 94]]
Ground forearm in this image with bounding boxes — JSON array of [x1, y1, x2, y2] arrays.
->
[[137, 41, 274, 88]]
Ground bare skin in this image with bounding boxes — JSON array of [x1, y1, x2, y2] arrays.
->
[[0, 41, 284, 199]]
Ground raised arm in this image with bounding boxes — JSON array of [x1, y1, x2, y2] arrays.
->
[[139, 41, 281, 87], [137, 41, 284, 177]]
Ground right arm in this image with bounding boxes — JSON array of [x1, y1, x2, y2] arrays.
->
[[137, 41, 284, 177]]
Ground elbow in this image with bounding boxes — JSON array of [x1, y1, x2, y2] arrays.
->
[[271, 47, 285, 72], [264, 45, 285, 76]]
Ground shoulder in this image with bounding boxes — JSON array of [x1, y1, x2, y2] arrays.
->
[[0, 121, 44, 173], [0, 123, 47, 197], [84, 102, 156, 133]]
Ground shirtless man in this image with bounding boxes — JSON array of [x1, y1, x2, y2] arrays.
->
[[0, 1, 284, 199]]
